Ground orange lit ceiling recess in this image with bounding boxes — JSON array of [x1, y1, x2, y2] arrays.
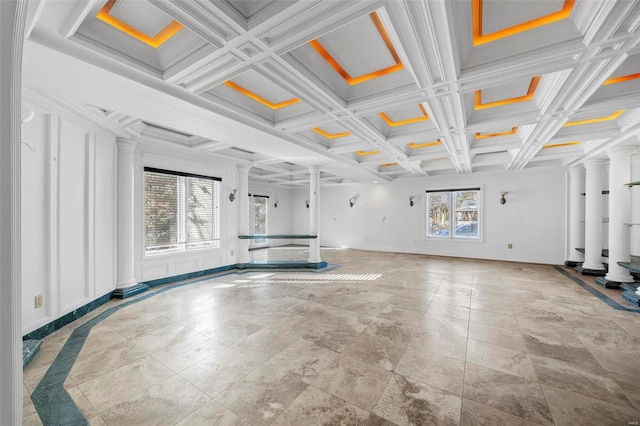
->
[[476, 127, 518, 139], [380, 162, 398, 167], [356, 150, 380, 156], [408, 140, 441, 149], [603, 73, 640, 85], [564, 110, 624, 127], [472, 0, 575, 46], [96, 0, 183, 48], [475, 77, 540, 110], [312, 127, 352, 139], [224, 81, 300, 110], [543, 141, 580, 149], [380, 104, 429, 127], [309, 12, 404, 85]]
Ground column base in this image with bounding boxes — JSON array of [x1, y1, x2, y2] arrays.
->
[[594, 276, 629, 290], [564, 260, 582, 267], [23, 339, 41, 369], [575, 265, 606, 276], [112, 283, 149, 299]]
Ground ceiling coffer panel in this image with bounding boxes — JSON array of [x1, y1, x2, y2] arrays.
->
[[72, 0, 211, 77], [28, 0, 640, 185], [205, 68, 316, 124], [283, 9, 418, 104]]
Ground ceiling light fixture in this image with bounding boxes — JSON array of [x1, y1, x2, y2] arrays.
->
[[356, 150, 380, 156], [475, 77, 541, 110], [96, 0, 184, 48], [563, 110, 624, 126], [542, 141, 580, 149], [475, 127, 518, 139], [408, 140, 441, 149], [379, 104, 429, 127], [312, 127, 352, 139], [309, 12, 404, 85], [224, 81, 300, 110], [472, 0, 575, 46], [603, 73, 640, 86]]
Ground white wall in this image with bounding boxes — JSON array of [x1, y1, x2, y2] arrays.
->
[[292, 168, 568, 265], [21, 105, 117, 334], [135, 146, 239, 282], [21, 102, 244, 333]]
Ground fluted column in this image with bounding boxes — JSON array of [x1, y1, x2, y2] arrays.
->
[[0, 2, 27, 424], [308, 165, 321, 263], [237, 165, 250, 264], [598, 146, 635, 287], [631, 149, 640, 258], [115, 139, 140, 295], [565, 166, 586, 266], [576, 158, 608, 275]]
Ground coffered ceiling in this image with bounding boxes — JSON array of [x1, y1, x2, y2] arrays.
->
[[22, 0, 640, 187]]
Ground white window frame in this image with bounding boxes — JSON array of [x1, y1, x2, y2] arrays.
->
[[144, 168, 221, 257], [426, 188, 481, 241]]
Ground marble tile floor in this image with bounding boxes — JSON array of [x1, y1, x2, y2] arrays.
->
[[24, 247, 640, 425]]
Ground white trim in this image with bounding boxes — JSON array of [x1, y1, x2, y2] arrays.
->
[[0, 1, 27, 424]]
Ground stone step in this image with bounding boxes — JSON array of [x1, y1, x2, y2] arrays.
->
[[621, 283, 639, 293], [621, 290, 640, 307]]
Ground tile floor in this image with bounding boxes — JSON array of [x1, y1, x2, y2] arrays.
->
[[23, 247, 640, 425]]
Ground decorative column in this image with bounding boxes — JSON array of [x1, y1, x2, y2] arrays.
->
[[565, 166, 586, 266], [308, 165, 321, 263], [237, 165, 250, 264], [576, 157, 608, 275], [631, 149, 640, 258], [0, 1, 27, 424], [113, 139, 146, 298], [597, 146, 635, 287]]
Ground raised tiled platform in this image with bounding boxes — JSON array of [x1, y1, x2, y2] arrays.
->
[[236, 260, 328, 270], [238, 234, 318, 239]]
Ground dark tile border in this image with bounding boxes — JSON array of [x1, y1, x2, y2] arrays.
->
[[24, 262, 328, 341], [553, 265, 640, 313], [30, 269, 243, 425], [28, 264, 339, 425]]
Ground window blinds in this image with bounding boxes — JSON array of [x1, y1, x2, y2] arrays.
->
[[144, 168, 221, 254]]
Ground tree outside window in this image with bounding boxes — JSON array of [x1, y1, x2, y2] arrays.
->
[[427, 189, 479, 239]]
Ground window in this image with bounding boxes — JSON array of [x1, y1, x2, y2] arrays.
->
[[144, 168, 221, 255], [250, 194, 268, 246], [427, 188, 480, 239]]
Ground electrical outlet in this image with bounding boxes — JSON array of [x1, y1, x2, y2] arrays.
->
[[508, 243, 513, 249], [34, 294, 43, 309]]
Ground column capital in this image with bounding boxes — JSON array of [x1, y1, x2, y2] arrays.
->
[[568, 165, 585, 176], [308, 165, 320, 173], [607, 144, 636, 160], [237, 164, 251, 172], [116, 138, 137, 152], [583, 157, 608, 169]]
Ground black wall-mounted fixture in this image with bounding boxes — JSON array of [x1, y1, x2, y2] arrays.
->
[[229, 189, 237, 202], [500, 191, 508, 205], [349, 197, 355, 208], [409, 196, 415, 207], [305, 200, 309, 208]]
